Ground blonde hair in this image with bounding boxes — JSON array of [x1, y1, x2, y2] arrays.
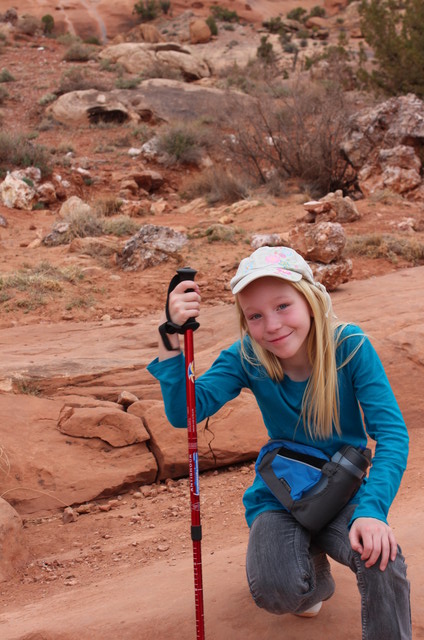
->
[[235, 279, 362, 440]]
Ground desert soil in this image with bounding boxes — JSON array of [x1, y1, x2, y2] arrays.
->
[[0, 2, 423, 639]]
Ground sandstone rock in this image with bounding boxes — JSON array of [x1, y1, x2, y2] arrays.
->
[[320, 190, 360, 222], [129, 395, 265, 479], [303, 221, 346, 264], [312, 258, 353, 291], [59, 195, 92, 219], [58, 405, 150, 447], [36, 181, 57, 205], [342, 94, 424, 198], [189, 19, 212, 44], [117, 391, 139, 408], [0, 172, 36, 210], [131, 170, 164, 192], [0, 499, 29, 581], [324, 0, 348, 15], [99, 42, 210, 81], [251, 233, 282, 249], [119, 224, 188, 271]]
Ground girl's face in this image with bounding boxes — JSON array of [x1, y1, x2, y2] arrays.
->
[[238, 276, 312, 378]]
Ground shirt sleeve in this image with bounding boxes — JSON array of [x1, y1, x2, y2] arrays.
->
[[147, 341, 248, 428], [340, 327, 409, 524]]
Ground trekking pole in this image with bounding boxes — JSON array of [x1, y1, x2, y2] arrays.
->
[[159, 267, 205, 639]]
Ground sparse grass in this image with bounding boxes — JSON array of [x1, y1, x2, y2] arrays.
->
[[50, 210, 139, 245], [115, 75, 141, 89], [38, 92, 57, 106], [14, 379, 42, 396], [65, 295, 95, 310], [0, 262, 85, 312], [102, 215, 140, 236], [345, 234, 424, 265], [0, 86, 9, 104], [0, 68, 15, 82], [57, 66, 112, 94], [93, 197, 124, 217], [0, 131, 52, 177], [204, 224, 241, 243]]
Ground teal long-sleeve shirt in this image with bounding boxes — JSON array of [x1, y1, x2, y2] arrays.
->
[[147, 324, 409, 528]]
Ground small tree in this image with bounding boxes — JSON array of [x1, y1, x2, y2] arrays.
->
[[41, 14, 55, 34], [359, 0, 424, 97]]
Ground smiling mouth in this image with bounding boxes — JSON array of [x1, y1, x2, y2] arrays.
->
[[269, 332, 292, 343]]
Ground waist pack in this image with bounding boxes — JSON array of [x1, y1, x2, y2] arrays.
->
[[255, 439, 371, 533]]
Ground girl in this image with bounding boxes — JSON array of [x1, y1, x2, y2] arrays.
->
[[147, 246, 411, 639]]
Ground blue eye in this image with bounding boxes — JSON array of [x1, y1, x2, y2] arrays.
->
[[248, 313, 261, 321], [278, 303, 288, 311]]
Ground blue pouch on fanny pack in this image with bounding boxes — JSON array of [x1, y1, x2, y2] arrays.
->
[[255, 439, 371, 533]]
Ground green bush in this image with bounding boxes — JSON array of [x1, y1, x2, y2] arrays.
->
[[359, 0, 424, 97], [257, 36, 275, 63], [308, 5, 326, 18], [133, 0, 159, 21], [160, 0, 171, 14], [262, 16, 285, 34], [206, 15, 218, 35], [287, 7, 307, 21], [210, 5, 239, 22]]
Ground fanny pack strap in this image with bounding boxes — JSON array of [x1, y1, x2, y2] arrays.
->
[[256, 445, 327, 511]]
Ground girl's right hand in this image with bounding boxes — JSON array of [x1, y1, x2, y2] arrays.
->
[[168, 280, 201, 327]]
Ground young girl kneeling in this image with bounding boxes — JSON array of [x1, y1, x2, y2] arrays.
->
[[147, 246, 411, 640]]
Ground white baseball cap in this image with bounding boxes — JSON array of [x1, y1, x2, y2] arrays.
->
[[230, 246, 316, 294]]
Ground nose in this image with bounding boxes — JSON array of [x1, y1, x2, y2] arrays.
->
[[264, 312, 280, 333]]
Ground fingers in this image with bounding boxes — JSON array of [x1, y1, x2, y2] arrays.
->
[[169, 280, 201, 326], [349, 517, 398, 572]]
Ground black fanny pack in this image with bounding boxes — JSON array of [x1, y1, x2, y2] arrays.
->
[[255, 439, 372, 533]]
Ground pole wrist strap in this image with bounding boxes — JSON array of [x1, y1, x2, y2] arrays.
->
[[159, 271, 200, 351]]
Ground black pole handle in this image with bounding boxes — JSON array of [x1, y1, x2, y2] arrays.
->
[[159, 266, 200, 351]]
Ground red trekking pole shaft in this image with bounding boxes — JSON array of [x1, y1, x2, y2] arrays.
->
[[184, 327, 205, 640], [165, 267, 204, 639]]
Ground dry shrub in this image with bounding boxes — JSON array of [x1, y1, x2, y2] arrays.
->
[[156, 121, 212, 166], [57, 66, 112, 94], [223, 79, 356, 197], [183, 166, 250, 205]]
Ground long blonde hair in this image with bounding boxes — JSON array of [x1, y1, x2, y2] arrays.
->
[[235, 279, 360, 440]]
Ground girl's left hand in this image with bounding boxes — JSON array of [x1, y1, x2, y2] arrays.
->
[[349, 517, 398, 571]]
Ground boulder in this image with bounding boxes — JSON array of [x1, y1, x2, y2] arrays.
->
[[303, 221, 346, 264], [342, 94, 424, 198], [189, 19, 212, 44], [0, 499, 29, 581], [119, 224, 188, 271], [312, 258, 353, 291], [0, 172, 36, 210], [99, 42, 210, 81], [47, 81, 248, 127], [58, 404, 150, 447]]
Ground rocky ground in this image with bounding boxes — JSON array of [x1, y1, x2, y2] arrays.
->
[[0, 2, 423, 639]]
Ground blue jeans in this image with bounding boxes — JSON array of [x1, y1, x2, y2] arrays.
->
[[246, 505, 411, 640]]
